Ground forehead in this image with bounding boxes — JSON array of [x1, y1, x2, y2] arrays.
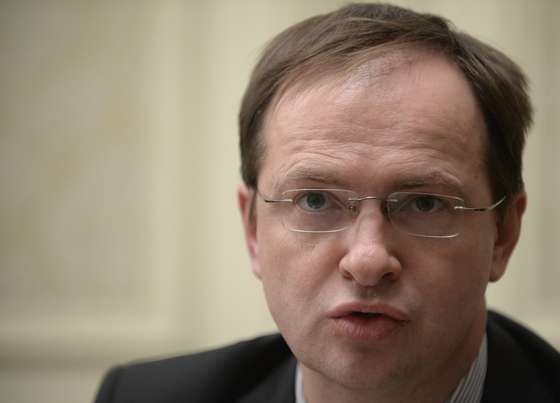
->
[[260, 50, 488, 193]]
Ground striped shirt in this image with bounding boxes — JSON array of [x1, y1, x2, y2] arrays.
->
[[295, 335, 487, 403]]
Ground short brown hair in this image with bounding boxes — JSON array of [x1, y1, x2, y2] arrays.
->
[[239, 3, 532, 206]]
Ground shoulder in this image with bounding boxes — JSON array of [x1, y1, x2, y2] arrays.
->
[[94, 334, 296, 403], [483, 310, 560, 402]]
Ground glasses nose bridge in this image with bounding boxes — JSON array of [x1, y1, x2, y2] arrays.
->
[[347, 195, 386, 217], [344, 195, 392, 241]]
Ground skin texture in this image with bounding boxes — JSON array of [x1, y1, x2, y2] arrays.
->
[[238, 50, 526, 403]]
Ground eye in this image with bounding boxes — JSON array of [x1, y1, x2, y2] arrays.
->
[[414, 196, 441, 213], [294, 191, 334, 212], [391, 193, 449, 214], [405, 195, 447, 213]]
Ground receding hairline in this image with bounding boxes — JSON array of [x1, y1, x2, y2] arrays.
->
[[256, 46, 493, 207], [274, 45, 461, 109], [268, 43, 446, 116], [257, 44, 489, 173]]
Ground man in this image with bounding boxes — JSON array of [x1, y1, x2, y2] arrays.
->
[[95, 3, 560, 402]]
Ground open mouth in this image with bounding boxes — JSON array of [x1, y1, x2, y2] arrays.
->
[[333, 309, 405, 341], [328, 302, 409, 323], [350, 311, 383, 319]]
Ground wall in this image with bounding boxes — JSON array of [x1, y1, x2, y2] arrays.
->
[[0, 1, 558, 402]]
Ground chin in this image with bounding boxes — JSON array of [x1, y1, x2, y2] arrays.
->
[[300, 339, 414, 391]]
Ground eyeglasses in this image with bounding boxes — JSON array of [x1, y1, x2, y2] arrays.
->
[[260, 189, 506, 238]]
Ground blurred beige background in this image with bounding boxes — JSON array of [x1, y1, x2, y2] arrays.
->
[[0, 1, 558, 402]]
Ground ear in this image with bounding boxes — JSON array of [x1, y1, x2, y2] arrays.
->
[[238, 184, 262, 279], [489, 191, 527, 282]]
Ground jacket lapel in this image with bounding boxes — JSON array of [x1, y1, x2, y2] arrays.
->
[[481, 312, 556, 402]]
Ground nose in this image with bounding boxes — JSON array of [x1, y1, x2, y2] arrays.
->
[[338, 208, 402, 287]]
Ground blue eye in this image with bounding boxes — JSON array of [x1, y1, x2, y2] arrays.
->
[[296, 191, 331, 212]]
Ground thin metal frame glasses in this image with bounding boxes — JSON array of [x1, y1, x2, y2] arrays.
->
[[261, 189, 506, 238]]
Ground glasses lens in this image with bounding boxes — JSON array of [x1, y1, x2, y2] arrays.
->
[[282, 189, 356, 232], [387, 192, 464, 237]]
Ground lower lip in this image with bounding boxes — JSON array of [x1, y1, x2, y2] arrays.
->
[[331, 315, 405, 342]]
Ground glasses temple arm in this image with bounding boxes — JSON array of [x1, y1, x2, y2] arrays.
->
[[262, 198, 293, 204], [455, 195, 507, 212]]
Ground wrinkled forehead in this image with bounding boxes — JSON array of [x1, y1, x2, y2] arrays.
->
[[257, 48, 489, 194]]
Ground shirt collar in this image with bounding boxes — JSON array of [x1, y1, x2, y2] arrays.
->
[[295, 335, 488, 403]]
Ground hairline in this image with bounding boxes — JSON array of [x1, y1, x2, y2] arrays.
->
[[254, 44, 492, 197]]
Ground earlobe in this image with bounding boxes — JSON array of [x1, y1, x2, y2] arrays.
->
[[238, 184, 262, 279], [489, 191, 527, 282]]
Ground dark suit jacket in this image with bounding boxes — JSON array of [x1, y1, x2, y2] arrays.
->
[[95, 311, 560, 402]]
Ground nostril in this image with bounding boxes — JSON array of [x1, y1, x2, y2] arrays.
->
[[340, 267, 353, 280], [381, 270, 398, 281], [338, 248, 402, 287]]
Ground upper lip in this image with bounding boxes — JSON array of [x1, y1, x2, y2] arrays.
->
[[327, 301, 410, 322]]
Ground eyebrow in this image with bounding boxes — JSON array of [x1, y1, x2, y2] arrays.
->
[[273, 167, 348, 190], [395, 172, 465, 195], [273, 167, 465, 196]]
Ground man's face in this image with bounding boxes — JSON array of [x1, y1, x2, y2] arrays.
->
[[239, 51, 524, 395]]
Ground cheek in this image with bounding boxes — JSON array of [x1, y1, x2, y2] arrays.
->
[[257, 228, 339, 321], [408, 235, 494, 318]]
